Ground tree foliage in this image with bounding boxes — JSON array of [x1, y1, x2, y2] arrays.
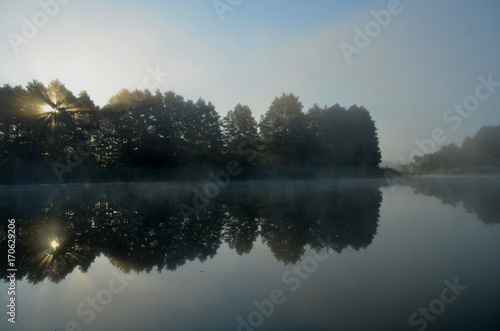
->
[[222, 103, 258, 154], [0, 81, 382, 182]]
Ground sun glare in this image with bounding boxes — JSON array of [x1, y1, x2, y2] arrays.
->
[[42, 105, 55, 113], [51, 240, 59, 249]]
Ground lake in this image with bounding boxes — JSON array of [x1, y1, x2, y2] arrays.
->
[[1, 177, 499, 331]]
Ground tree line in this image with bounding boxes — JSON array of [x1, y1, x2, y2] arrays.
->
[[406, 125, 500, 174], [0, 80, 382, 182]]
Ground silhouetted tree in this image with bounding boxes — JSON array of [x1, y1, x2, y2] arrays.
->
[[306, 103, 381, 168], [259, 93, 309, 166], [222, 103, 258, 155], [0, 81, 384, 182]]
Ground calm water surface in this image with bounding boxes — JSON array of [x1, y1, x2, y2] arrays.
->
[[1, 177, 499, 331]]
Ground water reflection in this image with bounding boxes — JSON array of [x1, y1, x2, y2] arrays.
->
[[0, 180, 383, 283], [409, 176, 500, 225]]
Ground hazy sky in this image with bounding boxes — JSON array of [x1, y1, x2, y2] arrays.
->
[[1, 0, 499, 163]]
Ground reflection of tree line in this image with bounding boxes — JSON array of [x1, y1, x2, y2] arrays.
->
[[409, 177, 500, 225], [0, 182, 382, 283]]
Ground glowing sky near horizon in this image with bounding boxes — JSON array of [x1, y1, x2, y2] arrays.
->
[[1, 0, 499, 163]]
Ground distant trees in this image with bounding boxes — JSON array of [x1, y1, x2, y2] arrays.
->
[[410, 125, 500, 174], [0, 80, 382, 182]]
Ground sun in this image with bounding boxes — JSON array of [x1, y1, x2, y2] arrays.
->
[[42, 105, 55, 113], [51, 240, 60, 249]]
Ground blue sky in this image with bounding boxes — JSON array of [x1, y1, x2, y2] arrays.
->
[[1, 0, 499, 163]]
